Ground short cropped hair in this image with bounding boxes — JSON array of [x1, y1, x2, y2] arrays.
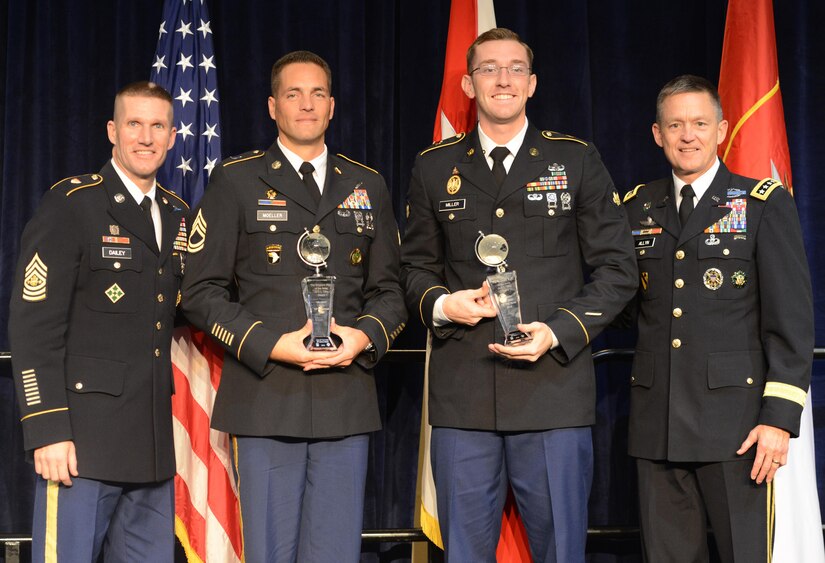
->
[[113, 81, 173, 118], [656, 74, 723, 123], [270, 51, 332, 96], [466, 28, 534, 74]]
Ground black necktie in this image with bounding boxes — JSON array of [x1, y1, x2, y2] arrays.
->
[[679, 184, 695, 226], [299, 161, 321, 204], [490, 146, 509, 187], [140, 195, 159, 249]]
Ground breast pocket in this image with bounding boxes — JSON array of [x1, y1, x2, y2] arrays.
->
[[524, 191, 571, 257], [85, 244, 143, 313], [697, 235, 753, 300], [245, 207, 303, 275], [436, 194, 477, 262], [333, 210, 376, 277], [635, 236, 665, 301]]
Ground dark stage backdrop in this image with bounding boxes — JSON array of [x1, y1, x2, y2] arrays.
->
[[1, 1, 823, 561]]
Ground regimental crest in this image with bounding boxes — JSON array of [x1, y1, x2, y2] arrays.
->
[[446, 175, 461, 195], [105, 283, 125, 303], [173, 217, 188, 252], [22, 253, 48, 302], [109, 224, 120, 236], [266, 188, 277, 200], [187, 209, 207, 253]]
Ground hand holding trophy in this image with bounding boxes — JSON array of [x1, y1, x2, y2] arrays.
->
[[475, 231, 532, 346], [298, 229, 337, 350]]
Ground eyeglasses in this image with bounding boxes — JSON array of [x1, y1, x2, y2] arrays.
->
[[470, 63, 531, 77]]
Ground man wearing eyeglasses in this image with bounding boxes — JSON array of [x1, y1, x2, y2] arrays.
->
[[401, 28, 637, 562]]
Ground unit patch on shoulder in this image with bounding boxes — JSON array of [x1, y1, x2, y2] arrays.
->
[[188, 209, 207, 254], [750, 178, 782, 201], [22, 253, 48, 302]]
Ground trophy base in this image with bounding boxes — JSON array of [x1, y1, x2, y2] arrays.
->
[[503, 330, 532, 346], [306, 336, 338, 351]]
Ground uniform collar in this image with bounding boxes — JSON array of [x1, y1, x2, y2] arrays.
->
[[110, 158, 157, 205], [477, 119, 529, 173], [672, 157, 720, 209], [276, 137, 328, 193]]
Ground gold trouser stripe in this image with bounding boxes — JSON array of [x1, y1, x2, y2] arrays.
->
[[767, 481, 775, 563], [419, 286, 449, 326], [357, 314, 389, 350], [232, 436, 246, 562], [762, 382, 807, 407], [237, 321, 262, 361], [557, 307, 590, 345], [21, 407, 68, 422], [45, 480, 59, 563]]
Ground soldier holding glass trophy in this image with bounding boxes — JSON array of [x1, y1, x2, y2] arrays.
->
[[181, 51, 406, 563], [401, 29, 637, 562]]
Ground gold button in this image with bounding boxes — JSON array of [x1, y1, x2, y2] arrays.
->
[[156, 321, 162, 330], [154, 348, 161, 357], [675, 278, 684, 288], [495, 208, 504, 218], [114, 262, 121, 269], [723, 248, 730, 256], [746, 377, 754, 385], [639, 249, 645, 256], [269, 225, 277, 232], [675, 250, 685, 260], [312, 225, 321, 233], [672, 338, 682, 348], [448, 213, 455, 220], [673, 308, 682, 318], [158, 268, 164, 275], [75, 382, 83, 390], [157, 294, 164, 303], [631, 376, 636, 382], [357, 226, 363, 233]]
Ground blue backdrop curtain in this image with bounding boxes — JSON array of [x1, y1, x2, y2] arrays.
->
[[1, 1, 823, 561]]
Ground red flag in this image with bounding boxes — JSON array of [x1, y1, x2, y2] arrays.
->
[[717, 0, 793, 193], [718, 2, 824, 561], [415, 2, 532, 561]]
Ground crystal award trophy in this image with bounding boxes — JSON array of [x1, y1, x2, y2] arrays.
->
[[475, 231, 532, 346], [298, 230, 337, 350]]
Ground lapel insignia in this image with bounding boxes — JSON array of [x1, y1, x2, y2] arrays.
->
[[529, 147, 539, 156], [272, 160, 282, 170], [703, 268, 724, 290], [187, 209, 207, 254], [467, 148, 475, 156], [704, 199, 746, 233], [173, 217, 188, 252], [266, 244, 282, 264], [711, 195, 720, 203], [105, 283, 125, 303], [452, 167, 459, 175], [161, 196, 169, 205], [446, 175, 461, 195], [266, 188, 278, 199], [334, 166, 342, 175], [22, 253, 48, 302], [114, 193, 126, 203], [109, 224, 120, 235]]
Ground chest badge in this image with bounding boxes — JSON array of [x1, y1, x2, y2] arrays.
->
[[703, 268, 724, 291], [266, 244, 281, 264], [105, 283, 125, 303], [731, 270, 747, 288], [446, 175, 461, 195]]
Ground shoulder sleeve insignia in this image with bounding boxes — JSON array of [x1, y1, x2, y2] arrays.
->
[[420, 132, 466, 156], [50, 173, 103, 196], [223, 149, 265, 168], [541, 130, 588, 147], [22, 253, 48, 302], [187, 209, 207, 253], [623, 184, 645, 203], [157, 184, 190, 210], [750, 178, 783, 201], [336, 153, 379, 174]]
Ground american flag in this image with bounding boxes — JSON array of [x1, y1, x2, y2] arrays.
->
[[149, 1, 242, 562], [150, 0, 221, 206]]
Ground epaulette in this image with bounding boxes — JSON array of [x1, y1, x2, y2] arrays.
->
[[223, 149, 265, 167], [541, 130, 588, 147], [50, 173, 103, 196], [420, 132, 466, 156], [157, 184, 190, 210], [750, 178, 783, 201], [336, 153, 379, 174], [623, 184, 645, 203]]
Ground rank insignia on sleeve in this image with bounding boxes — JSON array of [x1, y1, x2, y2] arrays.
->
[[187, 209, 207, 254], [173, 217, 188, 252], [22, 253, 48, 302], [105, 283, 125, 303], [21, 369, 41, 406]]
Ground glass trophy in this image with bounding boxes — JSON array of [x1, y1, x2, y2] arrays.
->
[[298, 230, 337, 350], [475, 231, 532, 346]]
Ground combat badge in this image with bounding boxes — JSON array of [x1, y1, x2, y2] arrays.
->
[[447, 175, 461, 195], [350, 248, 363, 265], [731, 270, 747, 288], [22, 253, 47, 302], [266, 244, 281, 264], [105, 283, 125, 303], [188, 209, 207, 253], [703, 268, 724, 290]]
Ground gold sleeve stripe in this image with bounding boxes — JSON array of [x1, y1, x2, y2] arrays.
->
[[237, 321, 263, 361], [20, 407, 69, 422], [557, 308, 590, 345], [419, 133, 466, 156], [357, 314, 390, 350], [762, 382, 806, 407], [157, 184, 190, 209], [45, 480, 59, 563], [336, 153, 379, 174], [211, 324, 235, 347], [223, 151, 264, 167], [419, 286, 449, 325]]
